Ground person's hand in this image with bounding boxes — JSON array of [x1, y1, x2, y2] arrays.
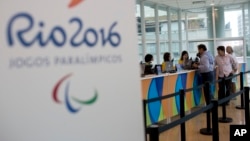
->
[[232, 69, 237, 74], [192, 63, 198, 68]]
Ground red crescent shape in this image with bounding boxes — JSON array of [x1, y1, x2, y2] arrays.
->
[[68, 0, 84, 8], [52, 73, 73, 103]]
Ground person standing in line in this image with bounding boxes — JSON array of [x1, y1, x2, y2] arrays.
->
[[215, 46, 238, 105], [192, 44, 215, 105], [226, 46, 239, 96]]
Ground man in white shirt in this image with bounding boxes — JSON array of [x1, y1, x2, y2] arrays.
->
[[215, 46, 238, 105]]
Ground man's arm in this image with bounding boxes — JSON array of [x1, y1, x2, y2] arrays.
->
[[229, 54, 238, 73], [198, 55, 210, 72], [214, 56, 219, 80]]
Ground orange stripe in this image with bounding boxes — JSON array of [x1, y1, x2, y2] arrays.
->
[[186, 71, 194, 109], [141, 79, 151, 99]]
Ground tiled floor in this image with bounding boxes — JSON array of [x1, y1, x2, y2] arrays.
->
[[154, 97, 246, 141]]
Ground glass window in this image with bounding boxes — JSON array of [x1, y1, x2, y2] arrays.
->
[[186, 9, 209, 40], [224, 5, 243, 38], [246, 36, 250, 71], [136, 4, 142, 62], [244, 3, 250, 71], [158, 6, 168, 63], [144, 3, 156, 61], [182, 41, 187, 51], [136, 3, 141, 36], [188, 41, 214, 58], [171, 42, 181, 64], [181, 11, 187, 40], [170, 9, 179, 41], [159, 42, 169, 63]]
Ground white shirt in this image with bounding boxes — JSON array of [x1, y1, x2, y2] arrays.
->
[[215, 54, 238, 77]]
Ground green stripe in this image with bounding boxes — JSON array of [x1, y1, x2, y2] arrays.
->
[[72, 89, 98, 105]]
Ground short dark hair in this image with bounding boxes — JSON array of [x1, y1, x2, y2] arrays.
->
[[217, 46, 225, 51], [197, 44, 207, 51], [163, 52, 171, 62], [144, 54, 153, 63]]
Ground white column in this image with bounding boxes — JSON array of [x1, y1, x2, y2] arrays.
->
[[155, 4, 160, 64], [212, 6, 216, 53], [248, 1, 250, 32], [140, 1, 146, 59], [242, 3, 246, 62], [167, 7, 172, 53], [178, 9, 182, 51], [185, 11, 189, 51]]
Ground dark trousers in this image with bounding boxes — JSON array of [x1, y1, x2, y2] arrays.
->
[[218, 74, 232, 102], [201, 71, 214, 105]]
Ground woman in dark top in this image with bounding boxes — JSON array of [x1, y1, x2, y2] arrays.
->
[[144, 54, 154, 75]]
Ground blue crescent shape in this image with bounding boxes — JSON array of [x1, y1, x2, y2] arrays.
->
[[175, 75, 183, 114], [193, 72, 202, 106], [65, 81, 81, 113], [148, 78, 161, 123]]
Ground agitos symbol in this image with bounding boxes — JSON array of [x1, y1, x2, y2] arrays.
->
[[52, 73, 98, 113], [68, 0, 84, 8]]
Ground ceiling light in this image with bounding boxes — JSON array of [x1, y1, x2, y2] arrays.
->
[[210, 0, 215, 6], [192, 0, 206, 5]]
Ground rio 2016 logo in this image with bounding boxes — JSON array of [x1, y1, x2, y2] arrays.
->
[[6, 0, 121, 48], [52, 73, 98, 113], [7, 13, 121, 48]]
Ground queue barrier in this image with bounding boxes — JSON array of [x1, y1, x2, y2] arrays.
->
[[143, 71, 250, 141]]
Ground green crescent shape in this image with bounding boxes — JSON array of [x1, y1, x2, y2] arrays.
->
[[72, 89, 98, 105]]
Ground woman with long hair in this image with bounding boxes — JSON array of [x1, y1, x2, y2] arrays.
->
[[178, 50, 189, 65]]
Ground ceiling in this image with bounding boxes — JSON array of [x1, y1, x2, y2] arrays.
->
[[138, 0, 250, 10]]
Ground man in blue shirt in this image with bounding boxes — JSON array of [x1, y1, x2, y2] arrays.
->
[[193, 44, 215, 105]]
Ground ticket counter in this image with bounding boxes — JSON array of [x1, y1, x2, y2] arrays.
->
[[141, 63, 246, 125]]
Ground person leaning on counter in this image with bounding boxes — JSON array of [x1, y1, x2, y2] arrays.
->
[[178, 50, 192, 70], [192, 44, 215, 105], [178, 50, 189, 64], [161, 52, 174, 72], [143, 54, 155, 75]]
